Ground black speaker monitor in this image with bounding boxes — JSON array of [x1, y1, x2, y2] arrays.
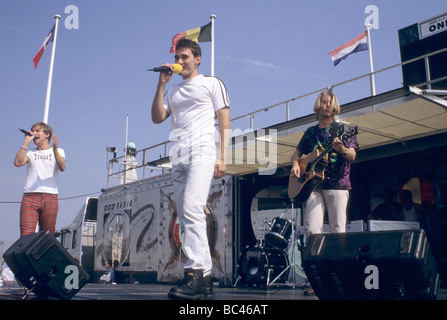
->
[[302, 229, 440, 300], [3, 230, 90, 300]]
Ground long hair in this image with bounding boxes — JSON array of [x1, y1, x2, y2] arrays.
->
[[313, 90, 340, 120]]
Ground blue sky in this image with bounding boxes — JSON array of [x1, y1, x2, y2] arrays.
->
[[1, 1, 446, 249]]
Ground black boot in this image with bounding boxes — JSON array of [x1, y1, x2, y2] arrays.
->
[[168, 269, 213, 300]]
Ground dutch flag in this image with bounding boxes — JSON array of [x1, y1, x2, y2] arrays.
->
[[329, 31, 368, 66]]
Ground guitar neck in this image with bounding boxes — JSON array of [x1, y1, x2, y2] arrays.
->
[[313, 145, 333, 165], [308, 126, 357, 167]]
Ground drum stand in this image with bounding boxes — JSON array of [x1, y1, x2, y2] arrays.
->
[[267, 198, 301, 288]]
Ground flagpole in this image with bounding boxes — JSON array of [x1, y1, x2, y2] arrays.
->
[[210, 14, 216, 76], [365, 24, 376, 96], [43, 14, 61, 124]]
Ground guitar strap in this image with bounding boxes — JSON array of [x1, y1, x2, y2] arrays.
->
[[329, 122, 340, 164]]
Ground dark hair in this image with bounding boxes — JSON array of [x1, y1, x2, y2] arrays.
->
[[175, 38, 202, 58]]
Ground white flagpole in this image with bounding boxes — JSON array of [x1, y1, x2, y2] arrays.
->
[[123, 114, 129, 183], [43, 14, 61, 124], [210, 14, 216, 76], [365, 24, 376, 96]]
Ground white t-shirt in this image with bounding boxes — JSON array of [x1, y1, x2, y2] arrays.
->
[[24, 147, 65, 194], [163, 74, 230, 150], [403, 205, 419, 222]]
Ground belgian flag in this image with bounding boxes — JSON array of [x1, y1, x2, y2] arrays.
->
[[169, 22, 212, 53]]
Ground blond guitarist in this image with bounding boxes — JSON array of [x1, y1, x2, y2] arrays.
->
[[290, 90, 358, 236]]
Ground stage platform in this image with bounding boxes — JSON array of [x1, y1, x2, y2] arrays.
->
[[1, 282, 446, 300], [76, 283, 319, 301]]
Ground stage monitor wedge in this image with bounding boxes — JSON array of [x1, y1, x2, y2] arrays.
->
[[3, 230, 90, 300], [302, 229, 440, 300]]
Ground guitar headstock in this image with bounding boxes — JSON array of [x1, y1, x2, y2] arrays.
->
[[341, 126, 358, 141]]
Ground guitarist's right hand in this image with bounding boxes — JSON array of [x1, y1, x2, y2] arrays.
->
[[290, 149, 302, 178], [290, 163, 301, 178]]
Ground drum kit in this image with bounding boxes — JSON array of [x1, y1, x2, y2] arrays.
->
[[235, 199, 304, 288]]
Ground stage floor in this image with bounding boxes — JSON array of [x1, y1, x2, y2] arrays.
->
[[74, 283, 319, 301], [1, 282, 446, 300]]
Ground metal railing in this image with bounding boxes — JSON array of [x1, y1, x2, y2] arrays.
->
[[107, 47, 447, 188]]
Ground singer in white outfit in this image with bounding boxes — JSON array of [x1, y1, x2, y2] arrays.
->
[[151, 39, 230, 300]]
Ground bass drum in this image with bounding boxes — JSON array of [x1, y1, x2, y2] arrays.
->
[[238, 247, 289, 286]]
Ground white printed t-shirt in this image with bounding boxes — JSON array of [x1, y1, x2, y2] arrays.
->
[[24, 147, 65, 194]]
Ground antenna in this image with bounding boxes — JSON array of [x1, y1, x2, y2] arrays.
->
[[125, 114, 129, 156]]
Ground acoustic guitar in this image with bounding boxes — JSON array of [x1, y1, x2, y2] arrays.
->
[[288, 126, 358, 202]]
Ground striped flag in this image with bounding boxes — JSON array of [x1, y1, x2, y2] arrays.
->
[[170, 22, 212, 53], [329, 31, 368, 66], [33, 24, 55, 69]]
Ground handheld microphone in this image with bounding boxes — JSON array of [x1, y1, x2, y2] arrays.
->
[[19, 128, 32, 136], [147, 64, 182, 74]]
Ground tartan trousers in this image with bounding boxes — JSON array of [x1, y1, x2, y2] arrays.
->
[[20, 193, 59, 236]]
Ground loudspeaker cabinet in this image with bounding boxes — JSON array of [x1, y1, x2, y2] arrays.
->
[[3, 230, 90, 299], [302, 229, 440, 300]]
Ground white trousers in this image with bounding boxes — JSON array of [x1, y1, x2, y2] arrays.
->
[[171, 146, 216, 276], [303, 189, 349, 238]]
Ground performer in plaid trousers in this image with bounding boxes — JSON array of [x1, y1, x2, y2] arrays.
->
[[14, 122, 66, 236]]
